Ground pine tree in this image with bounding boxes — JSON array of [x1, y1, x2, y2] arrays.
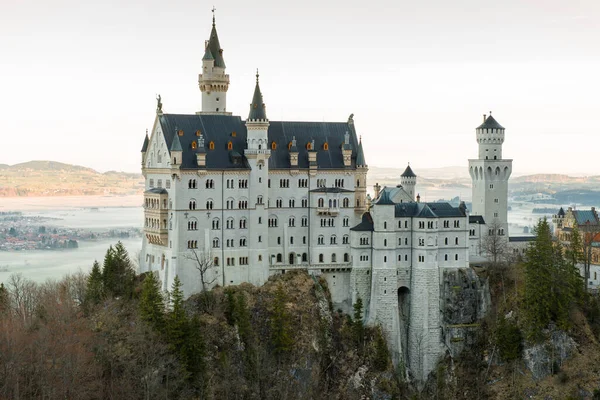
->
[[139, 272, 165, 332], [184, 315, 206, 393], [85, 260, 104, 308], [523, 218, 555, 341], [166, 276, 187, 353], [353, 297, 365, 346], [270, 285, 293, 357], [0, 283, 9, 315], [373, 328, 390, 371], [102, 242, 135, 298]]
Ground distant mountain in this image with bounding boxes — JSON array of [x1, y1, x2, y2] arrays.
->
[[512, 174, 592, 184], [0, 160, 143, 197]]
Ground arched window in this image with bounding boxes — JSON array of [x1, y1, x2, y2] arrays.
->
[[302, 253, 308, 262], [189, 199, 196, 210], [214, 257, 219, 266], [212, 238, 220, 248], [319, 254, 324, 263], [276, 253, 283, 263], [191, 141, 197, 149], [343, 198, 349, 208], [344, 253, 349, 262], [306, 142, 312, 150], [271, 141, 277, 150], [227, 141, 233, 150], [331, 253, 336, 262], [209, 141, 215, 150], [318, 198, 324, 208], [212, 218, 220, 230], [206, 199, 213, 210], [323, 142, 329, 150]]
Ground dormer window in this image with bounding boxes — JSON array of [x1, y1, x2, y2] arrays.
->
[[227, 141, 233, 150], [271, 141, 277, 150], [323, 142, 329, 151], [178, 130, 184, 136], [191, 141, 197, 149], [195, 130, 201, 136], [288, 142, 293, 150], [306, 142, 312, 150], [209, 141, 215, 150], [232, 131, 236, 137]]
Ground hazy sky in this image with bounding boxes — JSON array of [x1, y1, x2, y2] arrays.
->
[[1, 0, 599, 175]]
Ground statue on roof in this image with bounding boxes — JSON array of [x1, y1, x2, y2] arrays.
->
[[156, 94, 163, 113], [348, 113, 354, 124]]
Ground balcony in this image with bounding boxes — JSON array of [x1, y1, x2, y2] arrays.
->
[[269, 262, 351, 271], [316, 207, 339, 216]]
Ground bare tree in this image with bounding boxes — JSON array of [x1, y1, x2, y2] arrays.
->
[[481, 219, 509, 267], [184, 249, 217, 292], [6, 273, 38, 325]]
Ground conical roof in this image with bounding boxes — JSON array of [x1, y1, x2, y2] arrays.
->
[[248, 72, 267, 121], [558, 207, 565, 217], [477, 114, 504, 129], [356, 138, 366, 166], [401, 164, 416, 178], [202, 46, 214, 61], [207, 18, 226, 68], [141, 133, 149, 152], [170, 131, 182, 152]]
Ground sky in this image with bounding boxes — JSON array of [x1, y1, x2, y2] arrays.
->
[[1, 0, 599, 175]]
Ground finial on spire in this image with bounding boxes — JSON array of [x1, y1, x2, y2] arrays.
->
[[489, 110, 492, 115], [256, 68, 259, 83], [211, 6, 216, 25]]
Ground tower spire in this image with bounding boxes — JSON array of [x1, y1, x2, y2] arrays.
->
[[248, 69, 267, 121], [212, 6, 216, 26]]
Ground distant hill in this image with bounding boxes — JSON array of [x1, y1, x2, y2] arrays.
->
[[0, 160, 143, 197]]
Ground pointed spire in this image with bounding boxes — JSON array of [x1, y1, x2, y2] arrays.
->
[[248, 69, 267, 121], [170, 129, 182, 152], [206, 9, 225, 68], [202, 45, 214, 61], [477, 113, 504, 129], [356, 136, 366, 166], [141, 130, 149, 152]]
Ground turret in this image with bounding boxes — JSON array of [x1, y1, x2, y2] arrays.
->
[[170, 129, 183, 167], [245, 70, 270, 152], [400, 163, 417, 201], [198, 11, 230, 114], [476, 113, 505, 160], [141, 130, 149, 166]]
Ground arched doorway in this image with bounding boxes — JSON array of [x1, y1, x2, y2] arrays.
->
[[289, 252, 296, 265]]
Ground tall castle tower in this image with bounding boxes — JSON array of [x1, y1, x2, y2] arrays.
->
[[198, 12, 230, 114], [469, 113, 512, 237]]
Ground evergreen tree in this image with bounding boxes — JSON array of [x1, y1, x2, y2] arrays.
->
[[523, 218, 555, 341], [224, 288, 236, 326], [85, 260, 104, 308], [373, 328, 390, 371], [353, 297, 365, 346], [139, 272, 165, 331], [184, 315, 206, 393], [166, 276, 187, 353], [102, 242, 135, 298], [0, 283, 9, 315], [270, 284, 294, 357]]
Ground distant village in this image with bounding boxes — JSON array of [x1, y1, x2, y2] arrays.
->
[[0, 211, 141, 252]]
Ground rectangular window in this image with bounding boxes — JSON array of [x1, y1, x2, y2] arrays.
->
[[157, 179, 162, 188], [166, 180, 170, 189], [149, 179, 154, 188]]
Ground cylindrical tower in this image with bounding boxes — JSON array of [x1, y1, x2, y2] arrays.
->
[[198, 14, 230, 114], [400, 164, 417, 201]]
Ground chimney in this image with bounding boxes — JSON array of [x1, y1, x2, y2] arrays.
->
[[483, 114, 486, 123], [374, 183, 381, 199], [416, 193, 421, 203]]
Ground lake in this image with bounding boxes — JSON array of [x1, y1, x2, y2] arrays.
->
[[0, 196, 143, 284]]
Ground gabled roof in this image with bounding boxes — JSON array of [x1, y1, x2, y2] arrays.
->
[[401, 164, 416, 178], [141, 133, 149, 152], [373, 189, 394, 205], [248, 73, 267, 121], [394, 202, 466, 218], [350, 212, 374, 231], [477, 114, 504, 130], [573, 210, 599, 225], [156, 113, 361, 170]]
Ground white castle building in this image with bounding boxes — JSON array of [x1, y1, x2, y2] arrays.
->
[[140, 14, 512, 381]]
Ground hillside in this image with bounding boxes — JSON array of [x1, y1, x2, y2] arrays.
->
[[0, 160, 143, 197]]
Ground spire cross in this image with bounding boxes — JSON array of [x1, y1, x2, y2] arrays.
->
[[211, 6, 216, 25], [256, 68, 259, 83]]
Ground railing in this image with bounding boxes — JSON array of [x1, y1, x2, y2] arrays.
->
[[244, 149, 271, 155], [316, 207, 340, 216], [269, 262, 352, 270]]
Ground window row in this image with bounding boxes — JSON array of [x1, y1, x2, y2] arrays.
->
[[145, 218, 167, 230], [320, 218, 335, 227], [145, 198, 167, 210]]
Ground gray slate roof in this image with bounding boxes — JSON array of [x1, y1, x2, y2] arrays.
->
[[477, 115, 504, 130], [394, 202, 466, 218], [141, 134, 149, 152], [248, 77, 267, 120], [202, 46, 214, 61], [145, 188, 168, 194], [170, 131, 183, 151], [156, 114, 361, 170], [469, 215, 486, 224], [356, 139, 366, 166], [509, 236, 536, 242], [401, 164, 416, 177], [207, 20, 226, 68], [350, 212, 374, 231], [310, 188, 354, 193], [573, 210, 599, 225]]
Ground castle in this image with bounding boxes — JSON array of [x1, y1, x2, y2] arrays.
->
[[139, 13, 512, 381]]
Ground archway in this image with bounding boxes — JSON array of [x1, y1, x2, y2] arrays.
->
[[289, 252, 296, 265], [398, 286, 411, 356]]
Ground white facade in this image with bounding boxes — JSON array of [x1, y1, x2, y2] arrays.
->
[[138, 15, 510, 383]]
